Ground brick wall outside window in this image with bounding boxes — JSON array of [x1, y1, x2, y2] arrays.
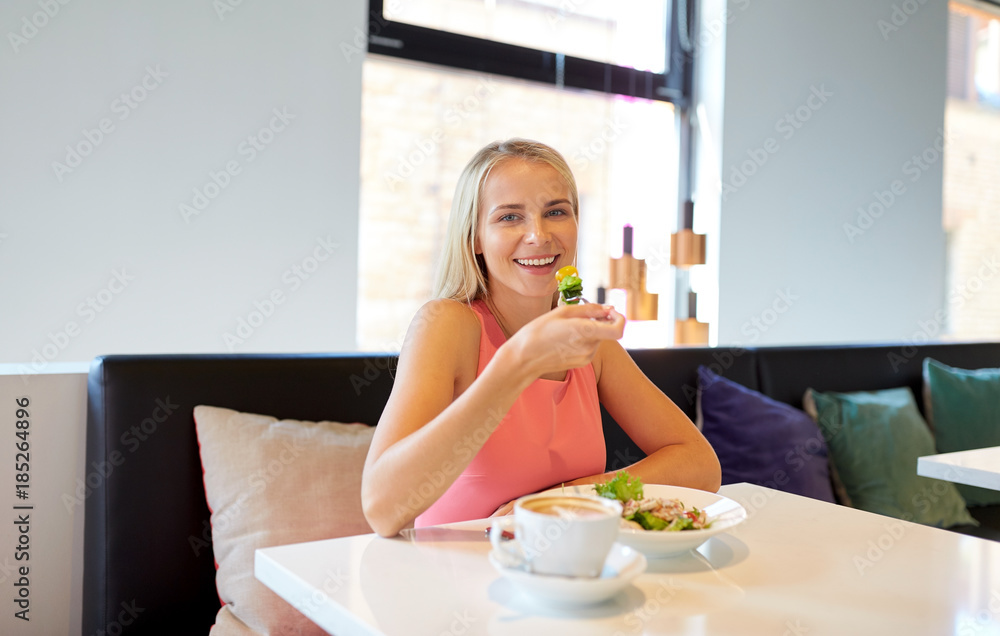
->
[[943, 98, 1000, 338], [943, 5, 1000, 340]]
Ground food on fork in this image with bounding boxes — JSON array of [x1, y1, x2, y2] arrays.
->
[[555, 266, 584, 305], [594, 472, 711, 532]]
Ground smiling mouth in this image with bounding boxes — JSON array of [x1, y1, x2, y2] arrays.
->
[[514, 256, 557, 267]]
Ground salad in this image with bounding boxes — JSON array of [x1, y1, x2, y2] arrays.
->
[[594, 472, 711, 532], [555, 265, 583, 305]]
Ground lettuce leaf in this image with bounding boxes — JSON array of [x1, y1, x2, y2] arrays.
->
[[593, 471, 644, 503], [632, 511, 669, 531], [558, 274, 583, 302]]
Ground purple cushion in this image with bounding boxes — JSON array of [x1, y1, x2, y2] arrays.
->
[[697, 366, 835, 503]]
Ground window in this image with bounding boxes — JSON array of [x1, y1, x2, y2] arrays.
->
[[383, 0, 670, 74], [943, 2, 1000, 340], [358, 0, 688, 351]]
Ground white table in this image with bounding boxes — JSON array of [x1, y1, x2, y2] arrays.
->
[[918, 446, 1000, 491], [256, 483, 1000, 635]]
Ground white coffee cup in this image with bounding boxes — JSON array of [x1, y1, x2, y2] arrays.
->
[[489, 493, 622, 578]]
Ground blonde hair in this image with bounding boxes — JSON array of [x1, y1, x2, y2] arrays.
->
[[433, 138, 579, 303]]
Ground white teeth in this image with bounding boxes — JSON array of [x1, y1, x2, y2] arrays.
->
[[515, 256, 556, 267]]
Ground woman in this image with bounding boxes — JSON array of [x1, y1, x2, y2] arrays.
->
[[361, 139, 720, 537]]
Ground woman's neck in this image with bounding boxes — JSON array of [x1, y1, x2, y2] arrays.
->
[[484, 285, 554, 339]]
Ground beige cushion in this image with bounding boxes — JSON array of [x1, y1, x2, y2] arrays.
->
[[194, 405, 375, 635]]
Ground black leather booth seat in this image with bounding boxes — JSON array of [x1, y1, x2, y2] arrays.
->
[[83, 354, 395, 636], [83, 343, 1000, 635]]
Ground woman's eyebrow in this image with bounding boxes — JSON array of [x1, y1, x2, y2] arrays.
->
[[491, 203, 525, 213]]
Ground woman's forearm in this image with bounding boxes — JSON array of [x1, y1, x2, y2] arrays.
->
[[362, 345, 534, 536], [567, 439, 722, 493]]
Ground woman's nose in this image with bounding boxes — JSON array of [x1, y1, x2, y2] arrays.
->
[[524, 216, 551, 243]]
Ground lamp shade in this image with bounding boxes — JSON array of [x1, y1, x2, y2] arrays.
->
[[670, 229, 706, 267]]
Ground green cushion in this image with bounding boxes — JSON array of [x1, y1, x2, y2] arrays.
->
[[805, 386, 976, 528], [923, 358, 1000, 506]]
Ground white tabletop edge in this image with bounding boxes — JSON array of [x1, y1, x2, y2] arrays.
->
[[255, 545, 384, 636], [917, 447, 1000, 491]]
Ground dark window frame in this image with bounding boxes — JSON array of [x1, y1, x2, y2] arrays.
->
[[365, 0, 692, 106]]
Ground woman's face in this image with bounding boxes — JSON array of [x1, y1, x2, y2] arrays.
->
[[475, 158, 577, 300]]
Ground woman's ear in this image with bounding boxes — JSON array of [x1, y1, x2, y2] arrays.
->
[[474, 235, 482, 255]]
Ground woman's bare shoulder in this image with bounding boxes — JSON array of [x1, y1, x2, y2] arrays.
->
[[402, 299, 481, 355], [409, 298, 478, 333], [393, 299, 481, 394], [592, 337, 628, 384]]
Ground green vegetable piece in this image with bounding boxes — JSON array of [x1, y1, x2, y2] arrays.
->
[[634, 511, 669, 531], [593, 471, 644, 502], [666, 516, 694, 532], [558, 274, 583, 303]]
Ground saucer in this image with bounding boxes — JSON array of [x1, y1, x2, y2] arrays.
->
[[488, 542, 647, 607]]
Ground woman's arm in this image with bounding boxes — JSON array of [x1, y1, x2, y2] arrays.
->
[[361, 300, 527, 537], [361, 300, 625, 537], [567, 341, 721, 492]]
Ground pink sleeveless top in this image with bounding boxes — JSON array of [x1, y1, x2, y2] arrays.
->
[[415, 299, 606, 527]]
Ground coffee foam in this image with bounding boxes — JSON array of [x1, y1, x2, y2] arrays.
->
[[523, 497, 612, 519]]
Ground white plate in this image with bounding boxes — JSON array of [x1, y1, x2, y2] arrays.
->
[[540, 484, 747, 558], [489, 542, 646, 607]]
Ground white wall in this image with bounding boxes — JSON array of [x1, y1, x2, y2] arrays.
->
[[0, 0, 366, 367], [698, 0, 949, 346]]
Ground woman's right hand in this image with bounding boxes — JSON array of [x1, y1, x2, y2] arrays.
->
[[506, 304, 625, 378]]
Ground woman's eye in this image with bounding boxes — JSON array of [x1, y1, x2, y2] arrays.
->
[[499, 214, 519, 222], [546, 208, 568, 217]]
